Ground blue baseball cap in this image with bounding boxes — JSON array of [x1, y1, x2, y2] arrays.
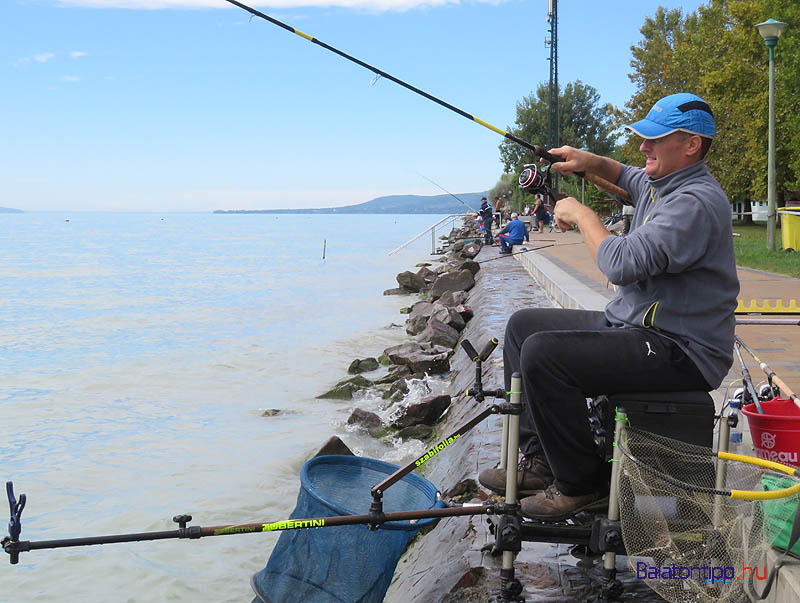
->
[[625, 93, 716, 140]]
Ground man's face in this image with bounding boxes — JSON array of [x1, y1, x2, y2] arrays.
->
[[639, 131, 698, 179]]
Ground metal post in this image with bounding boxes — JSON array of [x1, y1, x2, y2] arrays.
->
[[603, 408, 626, 574], [767, 43, 777, 251], [502, 374, 523, 576], [499, 415, 509, 471], [713, 410, 732, 528]]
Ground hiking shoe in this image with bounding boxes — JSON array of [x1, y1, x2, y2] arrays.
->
[[478, 455, 554, 496], [520, 484, 608, 522]]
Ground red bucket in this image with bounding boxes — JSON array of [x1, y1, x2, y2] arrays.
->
[[742, 397, 800, 467]]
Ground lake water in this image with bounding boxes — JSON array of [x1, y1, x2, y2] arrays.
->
[[0, 212, 457, 602]]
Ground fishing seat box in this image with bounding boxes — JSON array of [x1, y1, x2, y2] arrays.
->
[[592, 390, 715, 460]]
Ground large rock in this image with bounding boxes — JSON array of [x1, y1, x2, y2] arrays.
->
[[460, 242, 481, 259], [415, 266, 437, 285], [417, 318, 460, 349], [406, 351, 450, 374], [346, 408, 383, 430], [314, 435, 354, 457], [456, 259, 480, 276], [373, 364, 412, 385], [430, 305, 466, 332], [392, 394, 452, 429], [383, 287, 407, 296], [347, 357, 379, 374], [409, 301, 435, 320], [430, 269, 475, 300], [396, 270, 426, 293], [395, 424, 434, 442], [454, 304, 474, 323], [405, 314, 429, 336], [384, 342, 426, 365], [436, 290, 469, 308], [316, 375, 372, 400]]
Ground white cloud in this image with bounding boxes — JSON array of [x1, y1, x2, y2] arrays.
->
[[70, 51, 88, 58], [33, 52, 56, 63], [56, 0, 479, 12], [61, 75, 81, 82]]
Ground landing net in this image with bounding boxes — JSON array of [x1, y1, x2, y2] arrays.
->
[[617, 426, 800, 603]]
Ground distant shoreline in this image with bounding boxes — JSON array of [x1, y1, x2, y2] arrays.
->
[[213, 192, 486, 215], [0, 207, 23, 213]]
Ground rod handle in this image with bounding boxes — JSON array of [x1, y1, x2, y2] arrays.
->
[[479, 338, 499, 362], [460, 340, 479, 362]]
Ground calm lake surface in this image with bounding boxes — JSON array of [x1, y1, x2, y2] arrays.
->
[[0, 212, 456, 601]]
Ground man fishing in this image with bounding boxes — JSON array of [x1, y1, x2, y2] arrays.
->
[[496, 212, 529, 254], [479, 92, 740, 521]]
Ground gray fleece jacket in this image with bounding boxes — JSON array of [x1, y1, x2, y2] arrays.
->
[[596, 161, 739, 389]]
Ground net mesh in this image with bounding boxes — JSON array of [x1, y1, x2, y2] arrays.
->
[[618, 426, 800, 603], [251, 455, 442, 603]]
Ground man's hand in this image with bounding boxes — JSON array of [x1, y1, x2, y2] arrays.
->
[[547, 146, 592, 176], [553, 196, 613, 259], [547, 145, 623, 185], [553, 196, 587, 232]]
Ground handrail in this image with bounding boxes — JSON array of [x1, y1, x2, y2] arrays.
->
[[388, 214, 473, 255]]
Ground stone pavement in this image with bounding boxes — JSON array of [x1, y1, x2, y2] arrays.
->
[[513, 229, 800, 602]]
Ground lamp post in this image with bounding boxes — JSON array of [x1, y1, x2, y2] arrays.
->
[[756, 18, 788, 251]]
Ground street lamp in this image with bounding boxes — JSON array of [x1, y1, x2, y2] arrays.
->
[[756, 18, 788, 251]]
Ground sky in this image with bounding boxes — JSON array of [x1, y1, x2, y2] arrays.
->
[[3, 0, 708, 211]]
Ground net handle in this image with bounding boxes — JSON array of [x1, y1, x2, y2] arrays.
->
[[718, 451, 800, 500]]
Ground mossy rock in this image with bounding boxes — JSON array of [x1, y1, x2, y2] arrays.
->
[[316, 375, 372, 400], [395, 425, 434, 442]]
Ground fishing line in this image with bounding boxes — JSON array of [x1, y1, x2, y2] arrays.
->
[[221, 0, 630, 201], [416, 172, 478, 213]]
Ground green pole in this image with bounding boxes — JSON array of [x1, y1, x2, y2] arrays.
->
[[767, 41, 777, 251]]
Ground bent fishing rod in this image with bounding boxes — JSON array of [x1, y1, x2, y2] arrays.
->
[[221, 0, 630, 202]]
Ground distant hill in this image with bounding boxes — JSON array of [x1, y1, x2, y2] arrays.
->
[[0, 207, 23, 213], [213, 192, 487, 215]]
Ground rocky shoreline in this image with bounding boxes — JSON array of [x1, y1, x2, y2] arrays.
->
[[311, 216, 487, 458]]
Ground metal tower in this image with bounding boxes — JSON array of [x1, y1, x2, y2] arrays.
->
[[546, 0, 559, 191]]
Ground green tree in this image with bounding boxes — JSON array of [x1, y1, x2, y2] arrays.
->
[[499, 81, 618, 174], [620, 0, 800, 211]]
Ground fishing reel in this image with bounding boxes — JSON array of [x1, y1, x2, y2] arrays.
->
[[518, 163, 553, 198]]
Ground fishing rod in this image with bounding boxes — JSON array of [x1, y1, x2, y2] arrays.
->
[[1, 480, 493, 565], [221, 0, 631, 202], [416, 173, 479, 213], [733, 343, 765, 414], [735, 335, 800, 410], [477, 243, 556, 264]]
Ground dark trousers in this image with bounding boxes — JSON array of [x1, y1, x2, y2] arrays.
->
[[483, 221, 493, 245], [503, 308, 709, 496]]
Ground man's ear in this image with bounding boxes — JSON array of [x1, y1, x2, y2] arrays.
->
[[686, 135, 703, 159]]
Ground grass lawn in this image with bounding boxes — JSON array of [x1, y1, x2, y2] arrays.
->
[[732, 222, 800, 278]]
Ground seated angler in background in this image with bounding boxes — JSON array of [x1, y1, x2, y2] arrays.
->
[[496, 212, 530, 254], [478, 93, 739, 521]]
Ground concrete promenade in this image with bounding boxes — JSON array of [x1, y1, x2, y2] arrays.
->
[[515, 230, 800, 602]]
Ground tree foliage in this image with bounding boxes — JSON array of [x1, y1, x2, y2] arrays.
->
[[619, 0, 800, 203], [499, 81, 617, 174]]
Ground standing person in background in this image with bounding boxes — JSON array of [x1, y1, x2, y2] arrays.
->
[[532, 194, 549, 235], [479, 197, 494, 245], [494, 197, 502, 228]]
